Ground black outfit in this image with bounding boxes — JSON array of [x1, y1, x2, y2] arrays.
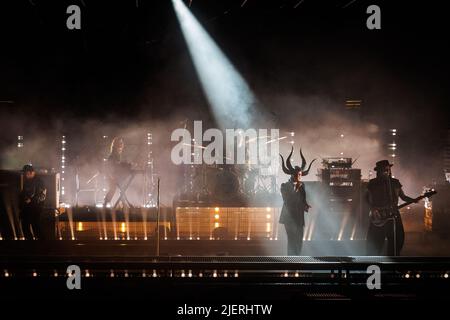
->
[[104, 152, 130, 205], [279, 180, 309, 255], [366, 176, 414, 256], [19, 176, 46, 240]]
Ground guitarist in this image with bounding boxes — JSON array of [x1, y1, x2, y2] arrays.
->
[[366, 160, 416, 256], [19, 164, 47, 240]]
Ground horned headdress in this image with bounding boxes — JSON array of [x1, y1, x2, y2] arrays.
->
[[280, 147, 316, 177]]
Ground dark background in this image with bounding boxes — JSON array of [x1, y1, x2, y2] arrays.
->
[[0, 0, 449, 192]]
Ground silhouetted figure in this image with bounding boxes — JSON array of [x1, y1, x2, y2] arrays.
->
[[103, 137, 131, 206], [19, 164, 46, 240], [279, 147, 316, 256], [366, 160, 416, 256]]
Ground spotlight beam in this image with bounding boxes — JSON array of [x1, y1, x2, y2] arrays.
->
[[172, 0, 257, 129]]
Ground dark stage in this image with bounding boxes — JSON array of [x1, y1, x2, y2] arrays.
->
[[1, 255, 450, 302], [1, 0, 450, 310]]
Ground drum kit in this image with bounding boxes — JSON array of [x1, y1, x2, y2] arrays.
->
[[180, 162, 277, 204]]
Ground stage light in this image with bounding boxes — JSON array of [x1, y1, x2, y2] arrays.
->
[[444, 273, 449, 278], [214, 214, 220, 219], [85, 270, 90, 277], [32, 272, 37, 277], [124, 270, 129, 277], [224, 272, 228, 277], [213, 271, 217, 278], [188, 270, 193, 277], [172, 0, 257, 129], [4, 270, 9, 277], [405, 273, 410, 278], [234, 272, 239, 278], [294, 272, 299, 277], [214, 207, 219, 212]]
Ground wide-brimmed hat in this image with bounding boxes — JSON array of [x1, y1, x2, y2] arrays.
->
[[374, 160, 393, 171]]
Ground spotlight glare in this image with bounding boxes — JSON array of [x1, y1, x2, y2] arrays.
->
[[172, 0, 256, 128]]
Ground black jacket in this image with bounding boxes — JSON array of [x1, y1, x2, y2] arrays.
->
[[367, 177, 414, 209], [279, 180, 309, 227], [19, 176, 46, 210]]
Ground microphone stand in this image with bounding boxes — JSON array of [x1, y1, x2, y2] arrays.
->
[[156, 178, 160, 256], [386, 169, 397, 256]]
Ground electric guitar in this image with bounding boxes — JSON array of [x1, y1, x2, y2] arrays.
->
[[370, 189, 437, 227]]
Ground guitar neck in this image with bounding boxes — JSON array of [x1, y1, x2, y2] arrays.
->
[[397, 195, 425, 210]]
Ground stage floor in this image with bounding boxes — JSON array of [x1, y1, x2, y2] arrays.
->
[[1, 239, 450, 303], [0, 254, 449, 302]]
